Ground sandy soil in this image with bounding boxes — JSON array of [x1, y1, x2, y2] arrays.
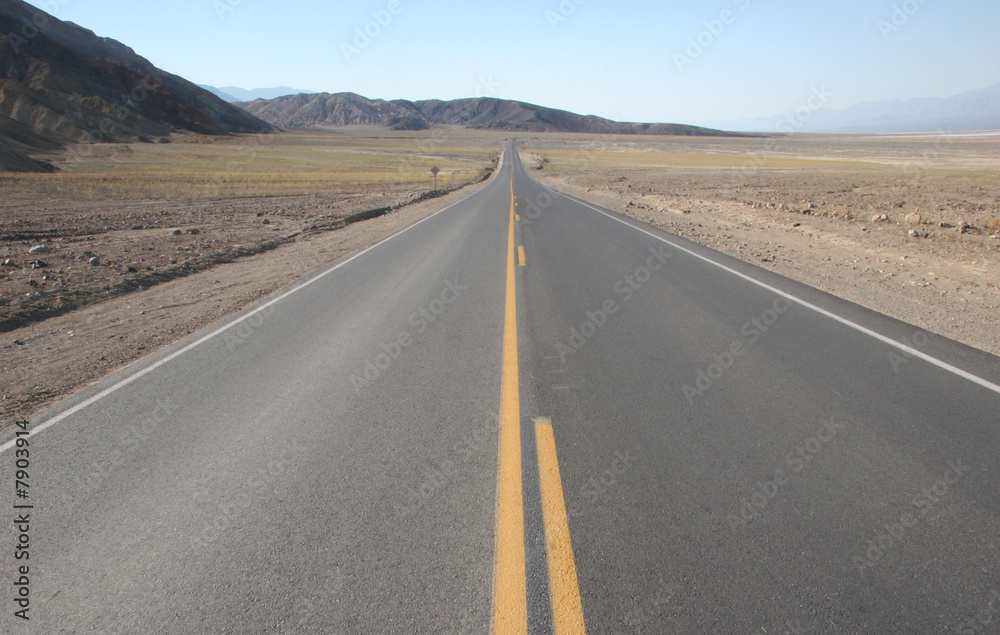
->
[[520, 134, 1000, 358]]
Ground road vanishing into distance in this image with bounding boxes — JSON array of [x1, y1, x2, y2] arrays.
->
[[4, 143, 1000, 634]]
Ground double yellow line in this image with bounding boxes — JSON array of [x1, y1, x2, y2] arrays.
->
[[493, 177, 586, 634]]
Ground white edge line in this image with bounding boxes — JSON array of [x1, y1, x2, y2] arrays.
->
[[1, 151, 508, 453], [531, 178, 1000, 398]]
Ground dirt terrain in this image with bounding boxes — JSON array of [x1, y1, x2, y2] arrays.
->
[[1, 128, 502, 426], [521, 134, 1000, 358]]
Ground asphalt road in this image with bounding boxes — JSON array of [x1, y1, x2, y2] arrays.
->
[[3, 142, 1000, 633]]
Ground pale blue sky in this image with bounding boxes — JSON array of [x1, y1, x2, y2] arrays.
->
[[37, 0, 1000, 126]]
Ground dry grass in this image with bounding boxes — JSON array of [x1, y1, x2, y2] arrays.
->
[[533, 148, 871, 171], [0, 128, 500, 201]]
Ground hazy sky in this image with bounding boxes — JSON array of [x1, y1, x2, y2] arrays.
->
[[38, 0, 1000, 126]]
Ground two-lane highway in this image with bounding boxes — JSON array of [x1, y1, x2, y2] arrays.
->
[[4, 142, 1000, 633]]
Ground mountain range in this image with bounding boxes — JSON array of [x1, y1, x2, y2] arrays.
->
[[198, 85, 317, 103], [235, 91, 737, 136], [0, 0, 272, 171], [715, 82, 1000, 134]]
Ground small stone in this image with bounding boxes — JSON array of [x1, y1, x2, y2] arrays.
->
[[2, 258, 17, 267], [908, 229, 920, 237], [89, 256, 100, 266], [30, 260, 47, 268], [28, 245, 51, 254], [904, 213, 924, 225], [171, 228, 182, 235], [939, 222, 954, 228], [959, 221, 972, 234], [187, 228, 201, 235], [262, 218, 271, 225]]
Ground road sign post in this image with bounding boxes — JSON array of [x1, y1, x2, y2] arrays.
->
[[431, 166, 440, 190]]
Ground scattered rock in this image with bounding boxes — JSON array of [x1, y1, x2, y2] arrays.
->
[[261, 218, 271, 225], [171, 229, 182, 235], [30, 260, 48, 268], [187, 228, 201, 235], [89, 256, 100, 266], [904, 213, 924, 225], [2, 258, 17, 267], [28, 245, 51, 254], [939, 222, 954, 228], [870, 214, 889, 223], [908, 229, 920, 237], [959, 221, 972, 234]]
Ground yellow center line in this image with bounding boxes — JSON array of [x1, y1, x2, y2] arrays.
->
[[518, 246, 526, 267], [534, 418, 587, 634], [493, 176, 527, 633]]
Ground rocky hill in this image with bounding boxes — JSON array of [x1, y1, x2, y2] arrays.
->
[[238, 92, 740, 136], [0, 0, 273, 171]]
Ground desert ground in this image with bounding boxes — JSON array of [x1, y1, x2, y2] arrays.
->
[[521, 133, 1000, 358], [3, 128, 999, 428], [1, 127, 503, 426]]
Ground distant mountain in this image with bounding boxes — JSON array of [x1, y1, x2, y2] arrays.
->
[[198, 85, 241, 102], [237, 92, 742, 136], [199, 85, 316, 103], [0, 0, 273, 171], [717, 83, 1000, 134]]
